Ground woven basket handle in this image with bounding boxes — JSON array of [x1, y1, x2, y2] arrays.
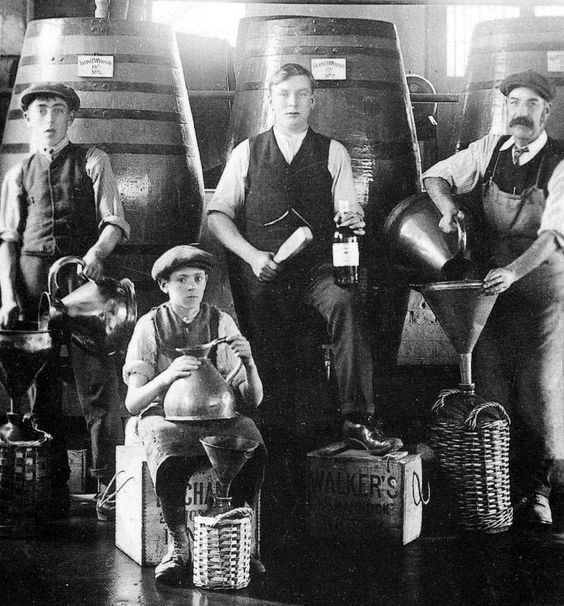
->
[[464, 401, 510, 429], [431, 388, 461, 414], [210, 506, 253, 527]]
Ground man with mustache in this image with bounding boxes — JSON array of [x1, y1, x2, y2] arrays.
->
[[424, 70, 564, 528]]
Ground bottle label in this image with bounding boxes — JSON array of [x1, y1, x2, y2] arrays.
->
[[332, 242, 359, 267]]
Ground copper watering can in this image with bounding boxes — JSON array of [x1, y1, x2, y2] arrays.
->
[[38, 256, 137, 353], [163, 337, 243, 421]]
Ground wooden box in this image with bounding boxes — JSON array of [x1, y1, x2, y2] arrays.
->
[[306, 443, 423, 545], [115, 444, 259, 566]]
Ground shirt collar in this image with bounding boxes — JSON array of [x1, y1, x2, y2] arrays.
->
[[33, 136, 70, 159], [273, 126, 308, 143], [499, 130, 547, 162]]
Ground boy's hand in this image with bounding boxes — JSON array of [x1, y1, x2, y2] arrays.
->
[[226, 334, 253, 365], [161, 355, 201, 386], [334, 211, 365, 236]]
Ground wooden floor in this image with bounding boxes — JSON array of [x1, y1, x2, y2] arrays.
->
[[2, 365, 564, 606], [1, 488, 564, 606]]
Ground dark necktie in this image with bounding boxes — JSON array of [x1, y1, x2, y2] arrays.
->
[[513, 145, 529, 165]]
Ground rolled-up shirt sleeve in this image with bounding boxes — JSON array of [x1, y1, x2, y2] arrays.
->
[[0, 164, 25, 243], [329, 140, 363, 217], [123, 314, 158, 385], [86, 147, 130, 241], [540, 159, 564, 248], [207, 140, 249, 220], [422, 134, 500, 195]]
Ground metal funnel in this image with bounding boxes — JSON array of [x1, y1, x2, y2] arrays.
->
[[418, 281, 498, 387], [200, 435, 259, 495], [0, 329, 53, 404]]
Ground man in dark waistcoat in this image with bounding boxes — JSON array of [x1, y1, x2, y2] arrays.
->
[[424, 70, 564, 528], [0, 82, 130, 520], [207, 63, 402, 461]]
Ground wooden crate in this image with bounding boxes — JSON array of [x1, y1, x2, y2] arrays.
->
[[306, 443, 423, 545], [115, 444, 259, 566]]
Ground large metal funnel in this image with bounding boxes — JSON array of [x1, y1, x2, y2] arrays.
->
[[200, 435, 259, 495], [0, 329, 53, 404], [418, 282, 498, 387]]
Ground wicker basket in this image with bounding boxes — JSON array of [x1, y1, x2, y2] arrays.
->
[[193, 506, 253, 590], [0, 430, 54, 535], [429, 389, 513, 533]]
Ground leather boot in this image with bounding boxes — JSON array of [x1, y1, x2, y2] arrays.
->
[[155, 505, 192, 587], [343, 416, 403, 455]]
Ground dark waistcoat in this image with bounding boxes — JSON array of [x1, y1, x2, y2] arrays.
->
[[152, 303, 220, 364], [243, 127, 334, 266], [484, 135, 564, 195], [19, 143, 98, 256]]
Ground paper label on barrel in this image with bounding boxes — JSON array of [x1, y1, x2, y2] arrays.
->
[[547, 51, 564, 72], [78, 55, 114, 78], [311, 58, 346, 81], [333, 242, 359, 266]]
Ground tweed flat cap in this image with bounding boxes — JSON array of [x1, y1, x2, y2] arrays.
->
[[498, 70, 556, 101], [20, 82, 81, 112], [151, 245, 216, 281]]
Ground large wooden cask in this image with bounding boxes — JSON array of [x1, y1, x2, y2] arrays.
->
[[457, 16, 564, 150], [0, 17, 204, 314]]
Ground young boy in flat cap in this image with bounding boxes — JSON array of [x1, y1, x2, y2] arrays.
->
[[424, 69, 564, 528], [0, 82, 130, 520], [123, 245, 265, 587]]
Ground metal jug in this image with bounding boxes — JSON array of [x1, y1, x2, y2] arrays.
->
[[39, 256, 137, 353], [163, 338, 243, 421], [384, 192, 477, 282]]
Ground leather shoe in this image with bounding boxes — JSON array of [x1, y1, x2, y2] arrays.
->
[[515, 493, 552, 528], [343, 420, 403, 455]]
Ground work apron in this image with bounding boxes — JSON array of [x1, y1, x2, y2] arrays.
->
[[474, 152, 564, 495]]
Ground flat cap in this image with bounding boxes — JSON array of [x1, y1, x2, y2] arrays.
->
[[498, 70, 556, 102], [20, 82, 81, 112], [151, 245, 216, 281]]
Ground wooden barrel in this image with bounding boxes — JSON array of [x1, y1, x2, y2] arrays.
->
[[229, 16, 421, 278], [457, 16, 564, 150], [0, 18, 204, 314], [229, 17, 421, 366], [176, 33, 235, 188]]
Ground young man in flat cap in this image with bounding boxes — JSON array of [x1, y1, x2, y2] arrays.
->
[[424, 69, 564, 528], [208, 63, 402, 462], [123, 245, 265, 587], [0, 82, 130, 520]]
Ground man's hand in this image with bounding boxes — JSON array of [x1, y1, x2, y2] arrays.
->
[[0, 298, 20, 329], [482, 267, 517, 295], [160, 355, 201, 387], [82, 248, 105, 282], [335, 211, 366, 236], [249, 250, 281, 282], [226, 334, 253, 365], [439, 209, 465, 234]]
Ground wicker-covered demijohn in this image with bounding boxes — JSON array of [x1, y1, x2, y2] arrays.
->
[[193, 506, 253, 590], [429, 389, 513, 533], [0, 429, 54, 536]]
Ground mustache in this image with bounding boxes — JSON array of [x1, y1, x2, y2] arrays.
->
[[509, 116, 535, 129]]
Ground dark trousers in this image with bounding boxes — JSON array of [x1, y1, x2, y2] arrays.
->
[[473, 258, 564, 498], [18, 254, 124, 486], [34, 340, 124, 485], [231, 260, 375, 435]]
